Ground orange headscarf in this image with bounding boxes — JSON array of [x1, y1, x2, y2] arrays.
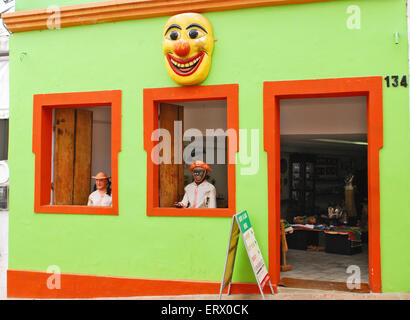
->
[[189, 160, 211, 172]]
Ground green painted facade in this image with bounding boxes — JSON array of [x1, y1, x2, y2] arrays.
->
[[8, 0, 410, 292]]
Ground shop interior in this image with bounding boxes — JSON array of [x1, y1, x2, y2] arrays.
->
[[279, 96, 369, 288], [158, 100, 228, 208]]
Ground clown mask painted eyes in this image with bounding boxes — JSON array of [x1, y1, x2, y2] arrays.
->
[[162, 13, 214, 86]]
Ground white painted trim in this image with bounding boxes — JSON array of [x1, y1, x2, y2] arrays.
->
[[0, 56, 9, 117], [0, 37, 8, 53]]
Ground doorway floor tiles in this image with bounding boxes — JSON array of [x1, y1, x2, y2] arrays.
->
[[280, 245, 369, 283]]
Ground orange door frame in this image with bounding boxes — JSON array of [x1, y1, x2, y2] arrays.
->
[[263, 77, 383, 293]]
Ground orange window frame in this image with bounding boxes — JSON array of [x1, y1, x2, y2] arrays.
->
[[263, 77, 383, 293], [143, 84, 239, 217], [33, 90, 121, 215]]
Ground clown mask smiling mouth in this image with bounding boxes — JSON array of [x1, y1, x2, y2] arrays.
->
[[166, 51, 205, 76]]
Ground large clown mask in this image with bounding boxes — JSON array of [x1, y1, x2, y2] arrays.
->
[[163, 13, 214, 86]]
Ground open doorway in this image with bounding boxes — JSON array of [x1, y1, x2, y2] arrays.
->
[[279, 96, 369, 291], [263, 77, 383, 293]]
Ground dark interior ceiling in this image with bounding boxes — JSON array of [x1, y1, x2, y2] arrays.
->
[[280, 133, 367, 156]]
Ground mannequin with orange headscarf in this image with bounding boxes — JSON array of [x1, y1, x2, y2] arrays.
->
[[175, 160, 217, 208]]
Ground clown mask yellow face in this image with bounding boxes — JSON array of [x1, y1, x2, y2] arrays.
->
[[163, 13, 214, 86]]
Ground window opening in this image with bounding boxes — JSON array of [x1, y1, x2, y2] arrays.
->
[[158, 99, 228, 209], [50, 107, 111, 206]]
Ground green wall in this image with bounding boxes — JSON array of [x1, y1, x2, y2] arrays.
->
[[8, 0, 410, 292]]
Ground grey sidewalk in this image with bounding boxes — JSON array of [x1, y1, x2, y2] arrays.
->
[[3, 287, 409, 300], [100, 287, 410, 300]]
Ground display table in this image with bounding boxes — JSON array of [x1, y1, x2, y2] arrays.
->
[[324, 227, 362, 255], [286, 225, 362, 255], [286, 227, 321, 250], [324, 232, 362, 255]]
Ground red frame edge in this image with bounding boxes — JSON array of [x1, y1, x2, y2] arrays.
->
[[32, 90, 122, 215], [143, 84, 239, 218]]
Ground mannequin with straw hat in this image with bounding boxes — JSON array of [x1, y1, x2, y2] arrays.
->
[[87, 171, 112, 207]]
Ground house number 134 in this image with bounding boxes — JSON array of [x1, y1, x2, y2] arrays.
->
[[384, 75, 408, 88]]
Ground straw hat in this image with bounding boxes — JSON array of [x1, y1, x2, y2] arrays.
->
[[92, 172, 111, 180]]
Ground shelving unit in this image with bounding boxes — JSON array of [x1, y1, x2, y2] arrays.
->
[[314, 157, 344, 212], [289, 154, 316, 216]]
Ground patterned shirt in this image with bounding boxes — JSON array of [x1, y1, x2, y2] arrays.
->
[[87, 190, 112, 207], [179, 180, 217, 208]]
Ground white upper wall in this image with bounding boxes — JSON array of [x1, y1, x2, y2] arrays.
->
[[0, 1, 12, 116], [280, 96, 367, 135], [0, 0, 14, 52], [0, 57, 9, 117]]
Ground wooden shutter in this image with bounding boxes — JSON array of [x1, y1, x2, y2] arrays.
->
[[159, 103, 184, 207], [54, 109, 75, 205], [53, 108, 93, 205], [73, 110, 93, 205]]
